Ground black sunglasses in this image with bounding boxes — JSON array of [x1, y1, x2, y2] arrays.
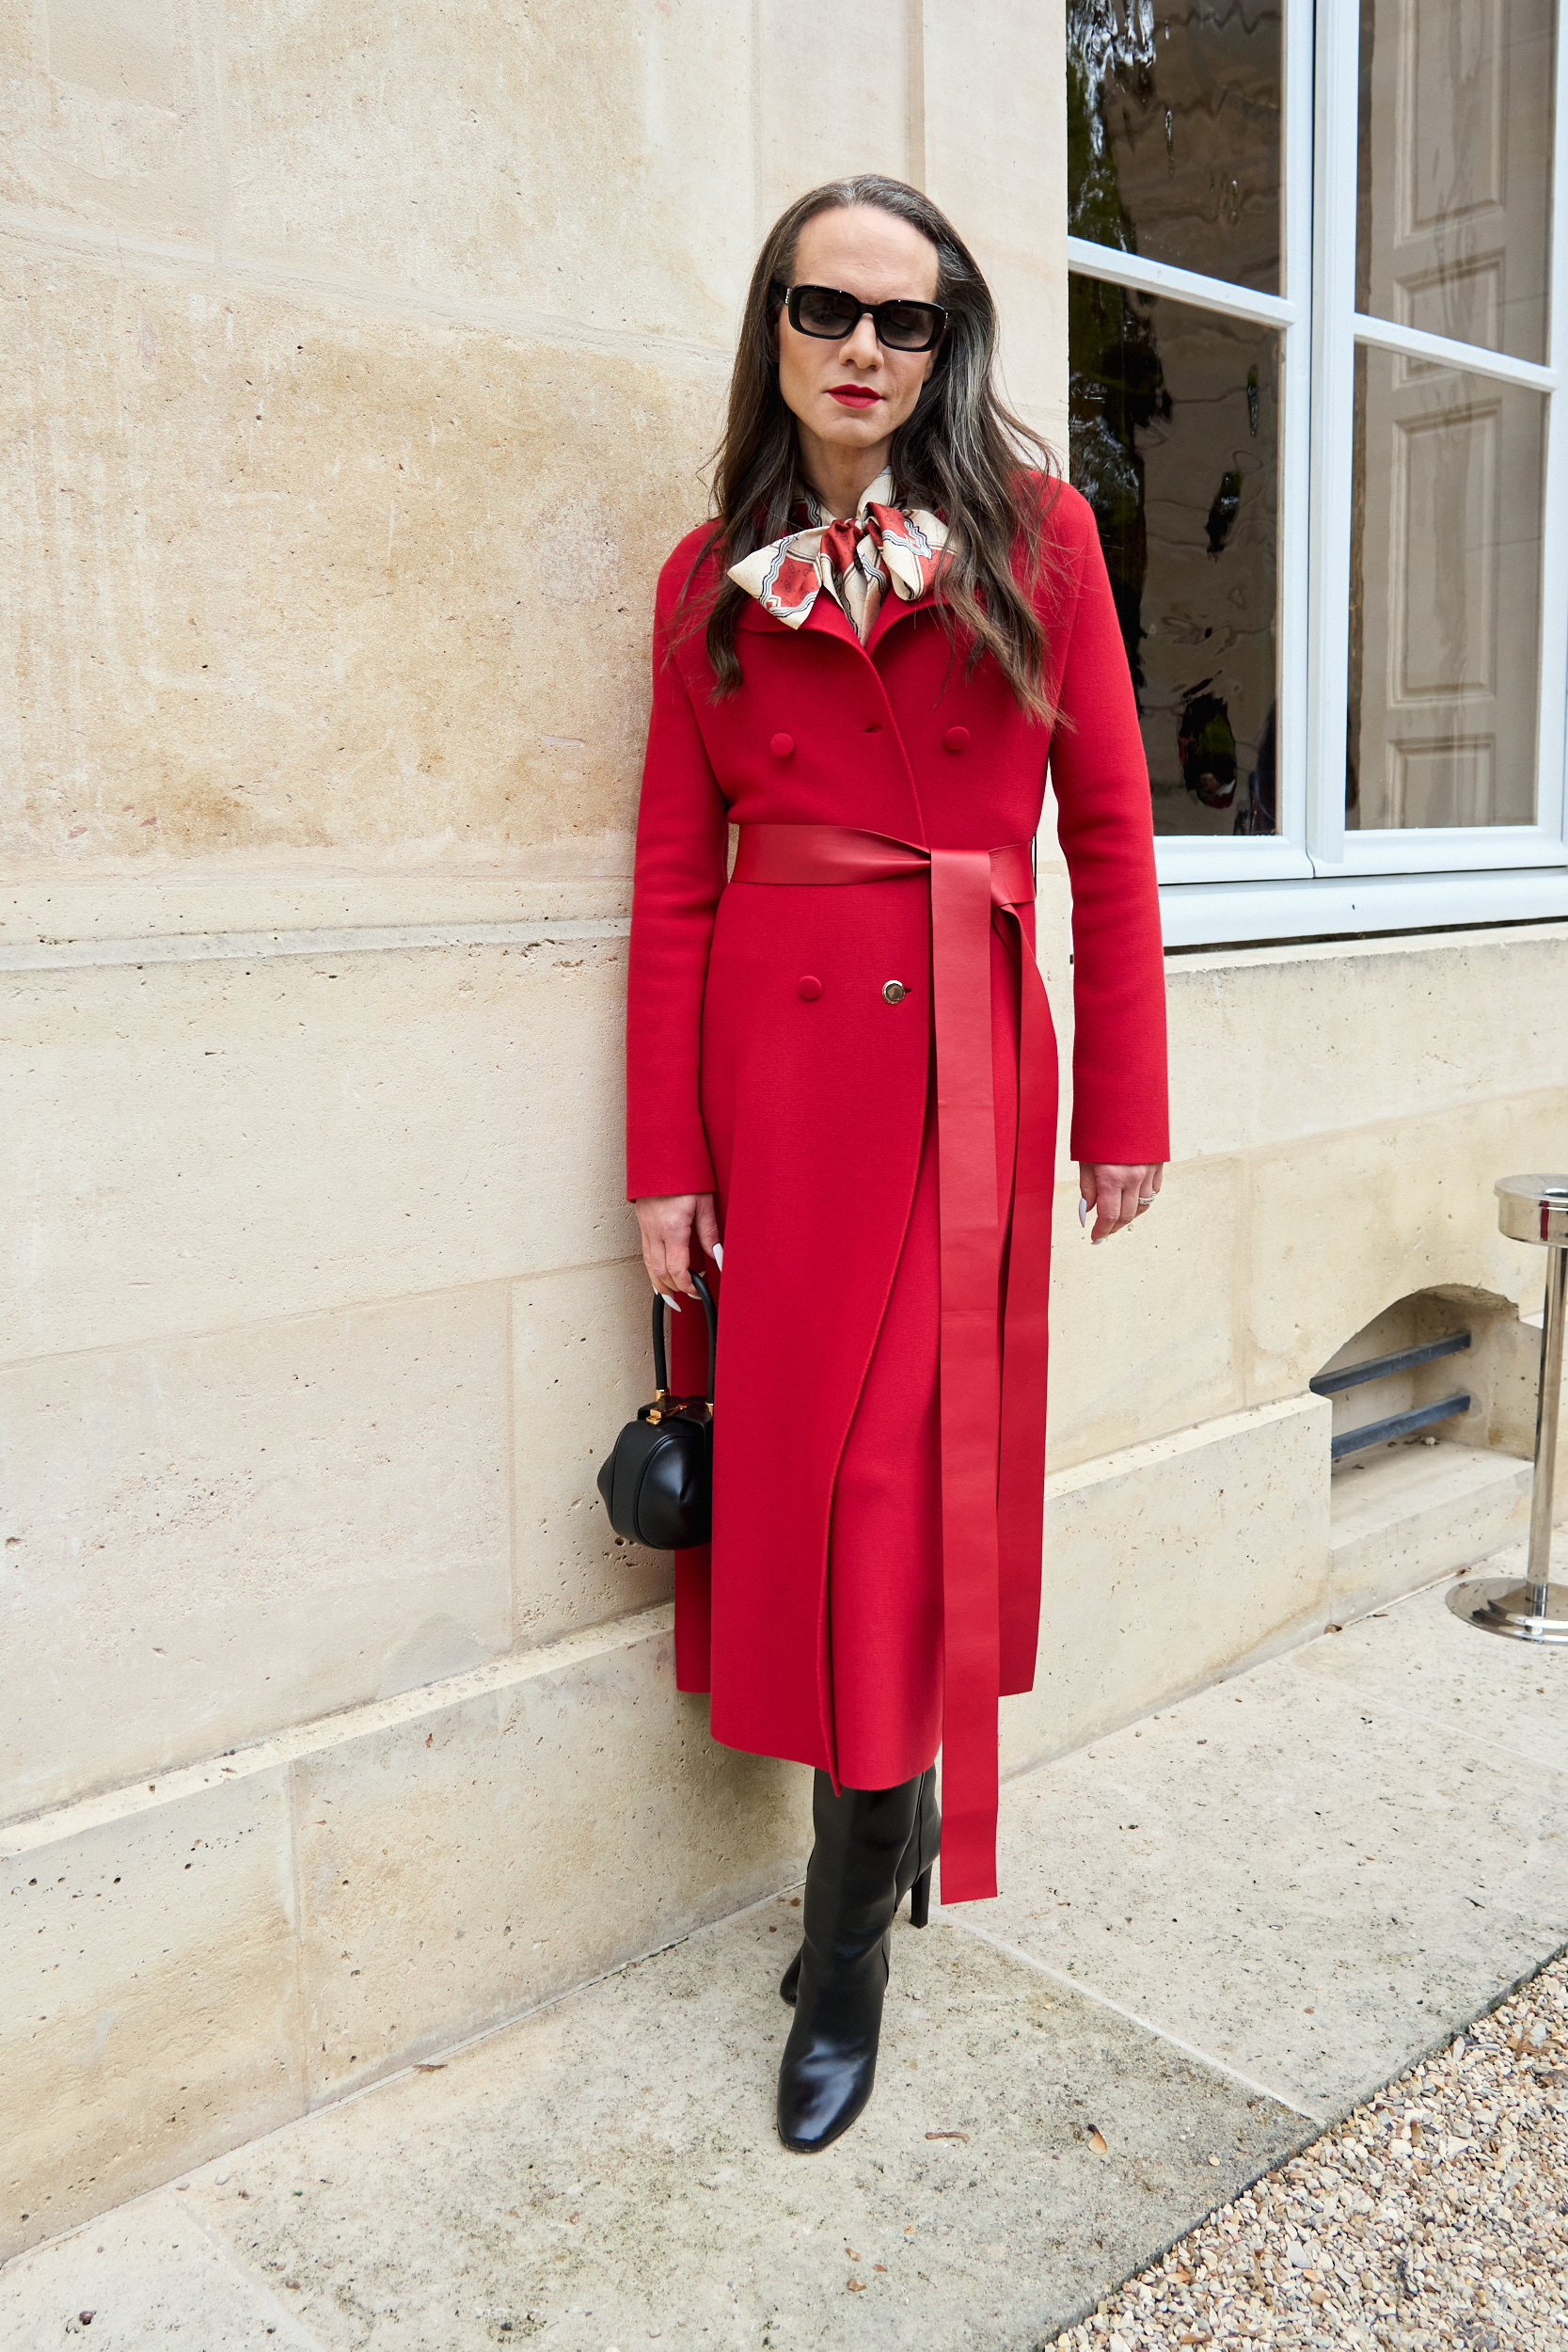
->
[[778, 281, 948, 354]]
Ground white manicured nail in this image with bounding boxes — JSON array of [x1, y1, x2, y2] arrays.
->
[[657, 1291, 682, 1311], [1077, 1196, 1089, 1227], [712, 1243, 724, 1270]]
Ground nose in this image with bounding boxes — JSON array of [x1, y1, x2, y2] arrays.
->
[[840, 313, 881, 366]]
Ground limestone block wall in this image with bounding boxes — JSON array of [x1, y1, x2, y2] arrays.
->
[[1, 0, 1070, 2249], [1, 0, 1067, 1810], [5, 0, 1568, 2258]]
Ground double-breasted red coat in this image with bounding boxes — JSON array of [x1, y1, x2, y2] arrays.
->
[[626, 478, 1168, 1901]]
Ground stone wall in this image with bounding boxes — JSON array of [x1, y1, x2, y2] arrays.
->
[[5, 0, 1567, 2259], [1, 0, 1069, 2251]]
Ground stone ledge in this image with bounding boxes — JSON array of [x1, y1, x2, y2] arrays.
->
[[1005, 1393, 1334, 1775], [1, 1604, 811, 2261], [1330, 1440, 1540, 1622]]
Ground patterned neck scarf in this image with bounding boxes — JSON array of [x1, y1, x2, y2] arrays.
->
[[727, 468, 948, 643]]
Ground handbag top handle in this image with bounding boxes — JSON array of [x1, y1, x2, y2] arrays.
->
[[650, 1268, 718, 1406]]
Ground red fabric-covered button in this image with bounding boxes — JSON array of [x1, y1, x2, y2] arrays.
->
[[769, 731, 795, 757], [797, 975, 823, 1001], [943, 724, 970, 753]]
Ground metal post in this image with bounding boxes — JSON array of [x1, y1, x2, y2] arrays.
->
[[1448, 1176, 1568, 1645], [1528, 1238, 1568, 1616]]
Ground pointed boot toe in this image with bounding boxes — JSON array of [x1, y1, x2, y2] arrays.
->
[[776, 2003, 881, 2153]]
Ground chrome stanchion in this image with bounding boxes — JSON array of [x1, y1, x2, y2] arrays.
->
[[1447, 1174, 1568, 1644]]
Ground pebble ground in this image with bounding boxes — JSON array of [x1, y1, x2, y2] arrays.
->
[[1053, 1947, 1568, 2351]]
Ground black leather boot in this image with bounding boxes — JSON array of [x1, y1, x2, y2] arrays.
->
[[775, 1771, 924, 2154], [778, 1764, 939, 2005]]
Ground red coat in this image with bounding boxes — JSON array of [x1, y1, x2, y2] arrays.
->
[[626, 480, 1168, 1900]]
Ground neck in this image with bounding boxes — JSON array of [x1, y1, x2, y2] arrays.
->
[[795, 427, 894, 521]]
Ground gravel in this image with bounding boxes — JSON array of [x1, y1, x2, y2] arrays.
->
[[1052, 1947, 1568, 2351]]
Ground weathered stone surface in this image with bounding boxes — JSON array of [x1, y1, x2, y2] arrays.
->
[[0, 1605, 813, 2257], [1329, 1440, 1535, 1618], [0, 1769, 302, 2263], [223, 0, 753, 342], [1170, 928, 1568, 1160], [0, 845, 636, 945], [922, 1, 1069, 438], [0, 256, 722, 866], [0, 2190, 323, 2352], [0, 1284, 513, 1820], [2, 933, 631, 1361], [1006, 1396, 1332, 1776], [0, 0, 213, 244], [756, 0, 913, 228], [181, 1909, 1299, 2352], [510, 1256, 674, 1645], [1047, 1152, 1246, 1471], [991, 1609, 1568, 2117], [1247, 1089, 1568, 1398], [1297, 1553, 1568, 1768], [292, 1612, 810, 2103]]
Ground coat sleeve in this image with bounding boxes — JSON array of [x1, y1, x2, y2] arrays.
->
[[1045, 488, 1171, 1167], [625, 550, 731, 1200]]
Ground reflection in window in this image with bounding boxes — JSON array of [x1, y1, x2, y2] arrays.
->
[[1070, 274, 1281, 836], [1348, 350, 1544, 829], [1356, 0, 1555, 365], [1067, 0, 1283, 294]]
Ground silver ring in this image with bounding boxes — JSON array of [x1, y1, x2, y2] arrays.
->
[[1137, 1196, 1155, 1205]]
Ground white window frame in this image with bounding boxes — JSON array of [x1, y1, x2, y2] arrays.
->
[[1066, 0, 1568, 946]]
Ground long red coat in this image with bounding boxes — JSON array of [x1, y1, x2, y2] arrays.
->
[[626, 479, 1168, 1901]]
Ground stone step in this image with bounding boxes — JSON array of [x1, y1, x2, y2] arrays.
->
[[1329, 1438, 1537, 1622]]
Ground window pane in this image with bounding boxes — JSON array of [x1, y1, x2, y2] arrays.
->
[[1347, 346, 1544, 829], [1067, 0, 1283, 294], [1355, 0, 1555, 364], [1069, 273, 1281, 836]]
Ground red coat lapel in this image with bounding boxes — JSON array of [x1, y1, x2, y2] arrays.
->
[[865, 578, 943, 660]]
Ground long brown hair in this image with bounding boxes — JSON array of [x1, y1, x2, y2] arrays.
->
[[682, 174, 1063, 721]]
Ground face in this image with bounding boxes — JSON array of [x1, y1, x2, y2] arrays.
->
[[775, 205, 942, 472]]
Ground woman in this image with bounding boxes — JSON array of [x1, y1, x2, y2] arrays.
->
[[626, 176, 1167, 2153]]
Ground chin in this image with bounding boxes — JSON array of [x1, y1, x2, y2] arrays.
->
[[818, 405, 889, 437]]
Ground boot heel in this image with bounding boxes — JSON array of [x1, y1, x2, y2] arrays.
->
[[909, 1864, 932, 1929]]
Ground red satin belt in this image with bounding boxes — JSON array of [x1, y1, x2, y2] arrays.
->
[[730, 822, 1054, 1903]]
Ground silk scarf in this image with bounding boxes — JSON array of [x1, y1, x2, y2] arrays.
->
[[727, 469, 947, 643]]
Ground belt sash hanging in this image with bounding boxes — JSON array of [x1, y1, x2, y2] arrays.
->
[[730, 822, 1054, 1904]]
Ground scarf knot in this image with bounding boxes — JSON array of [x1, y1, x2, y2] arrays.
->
[[728, 469, 947, 642]]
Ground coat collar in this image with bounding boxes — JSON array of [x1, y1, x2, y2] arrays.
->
[[734, 574, 943, 652]]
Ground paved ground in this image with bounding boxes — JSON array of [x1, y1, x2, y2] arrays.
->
[[5, 1535, 1566, 2352]]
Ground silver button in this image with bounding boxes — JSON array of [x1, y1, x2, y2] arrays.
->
[[881, 979, 908, 1005]]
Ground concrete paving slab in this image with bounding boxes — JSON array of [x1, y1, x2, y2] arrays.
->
[[152, 1896, 1299, 2352], [0, 2188, 325, 2352], [987, 1636, 1568, 2121], [1297, 1539, 1568, 1773]]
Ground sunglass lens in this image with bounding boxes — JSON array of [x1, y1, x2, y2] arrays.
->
[[879, 302, 939, 350], [795, 287, 862, 338]]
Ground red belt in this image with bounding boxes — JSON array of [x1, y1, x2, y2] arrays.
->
[[730, 823, 1054, 1902]]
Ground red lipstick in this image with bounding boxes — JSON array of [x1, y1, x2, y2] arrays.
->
[[829, 386, 881, 408]]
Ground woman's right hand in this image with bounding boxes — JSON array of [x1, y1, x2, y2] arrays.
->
[[635, 1193, 721, 1301]]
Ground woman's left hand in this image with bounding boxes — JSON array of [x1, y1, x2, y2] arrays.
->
[[1079, 1162, 1164, 1244]]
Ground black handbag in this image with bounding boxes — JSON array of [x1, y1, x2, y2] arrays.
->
[[596, 1271, 717, 1549]]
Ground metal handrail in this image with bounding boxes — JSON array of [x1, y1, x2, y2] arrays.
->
[[1310, 1329, 1470, 1397], [1329, 1392, 1471, 1462]]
